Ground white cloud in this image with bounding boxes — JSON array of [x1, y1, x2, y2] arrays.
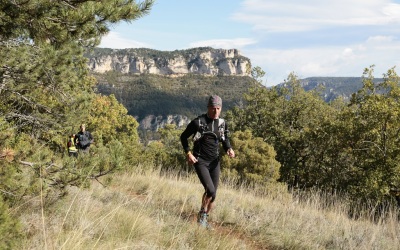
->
[[366, 35, 394, 43], [99, 31, 150, 49], [382, 3, 400, 16], [233, 0, 400, 32], [244, 36, 400, 86], [342, 48, 354, 58], [189, 38, 257, 50]]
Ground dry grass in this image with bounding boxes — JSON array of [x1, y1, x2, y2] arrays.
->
[[15, 168, 400, 250]]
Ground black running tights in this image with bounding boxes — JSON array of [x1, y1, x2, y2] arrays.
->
[[194, 157, 220, 202]]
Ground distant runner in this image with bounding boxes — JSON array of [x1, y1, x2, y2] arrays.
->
[[75, 124, 94, 154], [67, 134, 78, 157]]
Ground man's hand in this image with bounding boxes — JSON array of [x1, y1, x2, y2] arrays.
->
[[227, 148, 235, 158], [187, 152, 198, 165]]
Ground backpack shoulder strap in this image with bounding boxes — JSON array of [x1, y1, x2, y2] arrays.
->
[[196, 114, 207, 129], [193, 114, 207, 142], [218, 118, 225, 128], [217, 118, 226, 141]]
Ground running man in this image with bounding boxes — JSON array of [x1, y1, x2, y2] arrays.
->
[[180, 95, 235, 229]]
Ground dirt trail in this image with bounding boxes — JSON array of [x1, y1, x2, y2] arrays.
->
[[108, 181, 270, 249], [186, 212, 269, 250]]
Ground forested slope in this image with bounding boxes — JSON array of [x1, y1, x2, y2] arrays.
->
[[94, 72, 259, 120], [92, 66, 383, 123]]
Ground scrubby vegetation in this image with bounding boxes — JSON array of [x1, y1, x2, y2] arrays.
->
[[226, 67, 400, 210]]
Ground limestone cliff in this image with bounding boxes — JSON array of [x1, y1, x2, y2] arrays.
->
[[87, 47, 251, 77], [139, 114, 191, 131]]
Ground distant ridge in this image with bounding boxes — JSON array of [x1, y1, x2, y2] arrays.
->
[[86, 47, 252, 77], [283, 77, 384, 102]]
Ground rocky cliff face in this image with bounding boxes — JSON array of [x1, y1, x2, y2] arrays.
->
[[87, 47, 251, 77], [139, 114, 191, 131]]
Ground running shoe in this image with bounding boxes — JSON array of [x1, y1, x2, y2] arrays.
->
[[198, 212, 208, 228]]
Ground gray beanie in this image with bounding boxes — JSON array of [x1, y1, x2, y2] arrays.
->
[[207, 95, 222, 107]]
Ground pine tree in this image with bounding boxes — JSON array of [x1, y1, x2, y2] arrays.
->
[[0, 0, 155, 228], [0, 0, 154, 134]]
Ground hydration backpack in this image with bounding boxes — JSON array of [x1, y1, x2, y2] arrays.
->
[[67, 138, 73, 148], [78, 132, 91, 147], [193, 115, 226, 143]]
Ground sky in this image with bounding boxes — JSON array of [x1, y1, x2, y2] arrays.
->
[[99, 0, 400, 87]]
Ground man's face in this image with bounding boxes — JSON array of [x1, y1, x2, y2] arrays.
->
[[207, 105, 221, 119]]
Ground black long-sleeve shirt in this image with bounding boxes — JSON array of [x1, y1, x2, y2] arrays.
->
[[180, 114, 232, 161]]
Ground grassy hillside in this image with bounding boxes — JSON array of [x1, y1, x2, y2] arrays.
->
[[94, 72, 259, 120], [17, 168, 400, 249]]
